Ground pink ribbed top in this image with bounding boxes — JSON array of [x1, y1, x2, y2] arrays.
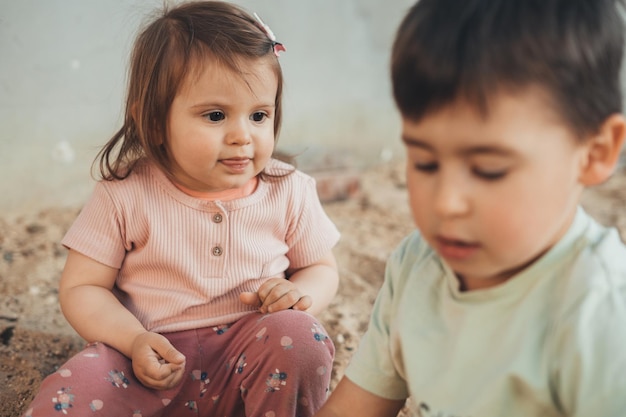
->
[[61, 159, 340, 332]]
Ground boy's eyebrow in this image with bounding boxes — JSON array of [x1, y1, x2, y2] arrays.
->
[[459, 145, 515, 157], [401, 135, 515, 156], [402, 135, 432, 150]]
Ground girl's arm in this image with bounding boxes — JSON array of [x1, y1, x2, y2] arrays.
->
[[315, 377, 406, 417], [285, 250, 339, 315], [59, 250, 144, 353], [59, 249, 186, 389], [240, 250, 339, 316]]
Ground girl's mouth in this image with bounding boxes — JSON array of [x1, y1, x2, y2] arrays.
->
[[220, 158, 250, 172]]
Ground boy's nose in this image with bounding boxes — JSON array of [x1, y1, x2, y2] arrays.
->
[[434, 179, 470, 218]]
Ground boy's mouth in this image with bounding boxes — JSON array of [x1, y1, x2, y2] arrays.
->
[[435, 236, 480, 261]]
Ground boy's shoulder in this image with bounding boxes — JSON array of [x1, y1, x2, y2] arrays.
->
[[392, 230, 436, 264], [556, 217, 626, 309], [545, 218, 626, 407], [568, 213, 625, 280], [386, 230, 442, 289]]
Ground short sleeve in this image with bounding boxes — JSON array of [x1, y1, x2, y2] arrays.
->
[[285, 176, 340, 268], [61, 181, 128, 268], [344, 241, 411, 400], [551, 285, 626, 416]]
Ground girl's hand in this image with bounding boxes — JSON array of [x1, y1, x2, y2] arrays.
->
[[240, 277, 312, 313], [130, 331, 186, 390]]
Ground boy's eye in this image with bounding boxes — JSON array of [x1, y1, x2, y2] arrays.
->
[[205, 111, 225, 122], [251, 112, 267, 122], [413, 162, 438, 173], [472, 168, 507, 180]]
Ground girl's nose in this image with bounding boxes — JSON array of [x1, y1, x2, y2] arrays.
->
[[225, 119, 252, 145]]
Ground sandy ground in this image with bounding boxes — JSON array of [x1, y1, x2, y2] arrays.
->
[[2, 160, 626, 417]]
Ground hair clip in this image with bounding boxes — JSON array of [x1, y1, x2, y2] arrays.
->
[[253, 12, 286, 57]]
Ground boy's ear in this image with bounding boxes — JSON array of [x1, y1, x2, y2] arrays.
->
[[579, 113, 626, 186]]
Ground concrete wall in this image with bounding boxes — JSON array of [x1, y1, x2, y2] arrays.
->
[[0, 0, 414, 212]]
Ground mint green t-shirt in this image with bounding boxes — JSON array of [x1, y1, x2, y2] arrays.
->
[[345, 208, 626, 416]]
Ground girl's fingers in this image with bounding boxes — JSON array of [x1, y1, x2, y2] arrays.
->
[[250, 279, 310, 313], [292, 295, 312, 311], [265, 289, 304, 313], [239, 291, 262, 307]]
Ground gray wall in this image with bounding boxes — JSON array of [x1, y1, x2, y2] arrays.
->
[[0, 0, 414, 212]]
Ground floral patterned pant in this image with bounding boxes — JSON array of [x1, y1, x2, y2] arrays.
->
[[22, 310, 335, 417]]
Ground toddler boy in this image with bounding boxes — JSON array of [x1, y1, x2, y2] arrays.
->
[[317, 0, 626, 416]]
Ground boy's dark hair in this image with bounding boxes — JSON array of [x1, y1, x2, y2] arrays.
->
[[96, 1, 285, 180], [392, 0, 625, 138]]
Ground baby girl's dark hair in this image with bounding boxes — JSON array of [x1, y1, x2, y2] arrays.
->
[[96, 1, 284, 180], [392, 0, 625, 139]]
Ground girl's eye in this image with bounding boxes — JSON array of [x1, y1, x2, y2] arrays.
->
[[251, 112, 267, 122], [205, 111, 225, 122], [473, 169, 507, 180]]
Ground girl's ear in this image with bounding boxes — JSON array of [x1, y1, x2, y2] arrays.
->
[[579, 113, 626, 186], [130, 102, 138, 124]]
